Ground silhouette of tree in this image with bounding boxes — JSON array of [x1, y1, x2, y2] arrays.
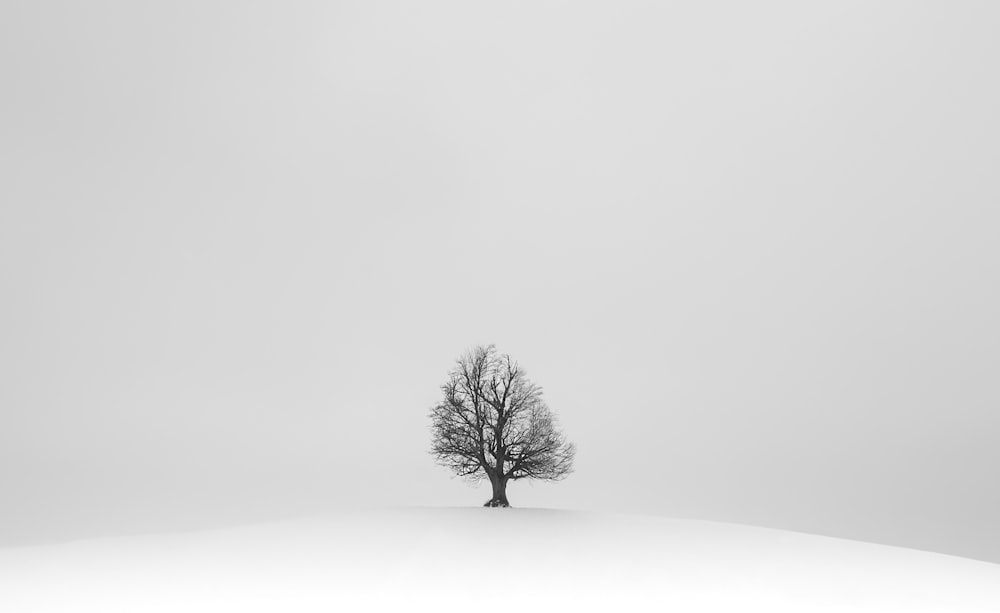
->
[[430, 345, 575, 507]]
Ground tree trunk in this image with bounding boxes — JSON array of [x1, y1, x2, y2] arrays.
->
[[484, 474, 510, 507]]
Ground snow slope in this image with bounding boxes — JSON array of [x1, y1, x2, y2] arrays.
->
[[1, 508, 998, 612]]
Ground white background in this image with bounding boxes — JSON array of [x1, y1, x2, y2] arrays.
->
[[2, 1, 998, 562]]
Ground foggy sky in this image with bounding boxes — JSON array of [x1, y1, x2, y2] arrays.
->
[[1, 1, 998, 562]]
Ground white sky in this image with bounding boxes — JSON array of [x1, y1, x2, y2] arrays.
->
[[1, 1, 998, 562]]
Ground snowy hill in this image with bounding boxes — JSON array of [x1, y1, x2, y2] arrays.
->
[[1, 508, 998, 612]]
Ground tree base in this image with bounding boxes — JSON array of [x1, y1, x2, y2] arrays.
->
[[483, 498, 510, 508]]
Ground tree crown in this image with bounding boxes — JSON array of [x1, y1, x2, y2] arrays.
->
[[430, 345, 575, 488]]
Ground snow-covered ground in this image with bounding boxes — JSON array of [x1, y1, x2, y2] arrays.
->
[[1, 508, 998, 612]]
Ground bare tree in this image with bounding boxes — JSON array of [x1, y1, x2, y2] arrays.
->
[[430, 345, 575, 507]]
